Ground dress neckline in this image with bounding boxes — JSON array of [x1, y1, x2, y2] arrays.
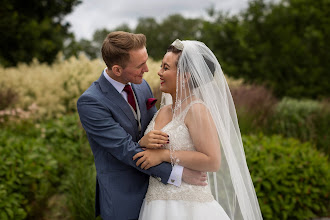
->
[[152, 100, 204, 131], [152, 106, 173, 131]]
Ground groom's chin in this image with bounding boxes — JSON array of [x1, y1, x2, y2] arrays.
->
[[133, 77, 144, 84]]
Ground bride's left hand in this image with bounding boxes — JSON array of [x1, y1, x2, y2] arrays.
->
[[133, 149, 169, 170]]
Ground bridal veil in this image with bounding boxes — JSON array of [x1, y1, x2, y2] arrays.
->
[[160, 39, 263, 220]]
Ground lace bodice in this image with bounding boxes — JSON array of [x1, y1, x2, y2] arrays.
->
[[144, 101, 214, 203]]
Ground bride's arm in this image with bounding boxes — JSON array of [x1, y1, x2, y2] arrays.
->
[[133, 104, 221, 172], [177, 103, 221, 172]]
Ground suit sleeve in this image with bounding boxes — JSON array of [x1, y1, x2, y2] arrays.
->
[[77, 94, 171, 184]]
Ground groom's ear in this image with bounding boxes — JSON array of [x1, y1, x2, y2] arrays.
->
[[111, 65, 123, 76]]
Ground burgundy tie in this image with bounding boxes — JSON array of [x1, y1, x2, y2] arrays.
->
[[123, 84, 137, 112]]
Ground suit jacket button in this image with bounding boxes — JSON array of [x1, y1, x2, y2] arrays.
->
[[156, 177, 162, 182]]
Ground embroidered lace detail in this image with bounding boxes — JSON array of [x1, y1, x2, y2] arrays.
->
[[144, 100, 215, 203], [145, 177, 214, 203]]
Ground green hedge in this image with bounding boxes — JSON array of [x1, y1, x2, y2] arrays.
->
[[0, 114, 93, 219], [63, 133, 329, 220], [266, 98, 329, 154], [0, 124, 58, 219], [64, 165, 99, 220], [1, 114, 328, 220], [244, 134, 329, 220]]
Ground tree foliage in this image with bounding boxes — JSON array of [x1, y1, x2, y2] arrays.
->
[[236, 0, 330, 98], [0, 0, 81, 67], [65, 24, 133, 60], [3, 0, 328, 99], [136, 14, 204, 60], [200, 0, 330, 99]]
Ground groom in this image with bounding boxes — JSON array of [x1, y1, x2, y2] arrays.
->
[[77, 31, 207, 220]]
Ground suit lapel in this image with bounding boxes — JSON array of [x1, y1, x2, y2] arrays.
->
[[97, 73, 137, 130], [132, 83, 149, 134]]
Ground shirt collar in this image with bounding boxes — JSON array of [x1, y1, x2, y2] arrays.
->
[[103, 68, 131, 93]]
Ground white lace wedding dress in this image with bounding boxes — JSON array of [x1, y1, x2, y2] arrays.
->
[[139, 101, 230, 220]]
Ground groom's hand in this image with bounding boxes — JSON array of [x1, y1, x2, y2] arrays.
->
[[182, 168, 207, 186]]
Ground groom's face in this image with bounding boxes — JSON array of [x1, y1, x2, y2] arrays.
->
[[121, 47, 149, 84]]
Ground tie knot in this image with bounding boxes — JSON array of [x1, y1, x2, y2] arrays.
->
[[123, 84, 133, 93]]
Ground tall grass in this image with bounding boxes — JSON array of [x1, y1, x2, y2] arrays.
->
[[230, 84, 278, 134], [64, 165, 98, 220]]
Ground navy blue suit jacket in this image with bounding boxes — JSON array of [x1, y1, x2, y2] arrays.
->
[[77, 73, 172, 220]]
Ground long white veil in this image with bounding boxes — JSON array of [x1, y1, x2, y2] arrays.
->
[[160, 40, 263, 220]]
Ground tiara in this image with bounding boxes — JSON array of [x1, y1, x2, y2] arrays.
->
[[171, 39, 184, 50]]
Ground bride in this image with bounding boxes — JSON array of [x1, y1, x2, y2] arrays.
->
[[133, 39, 263, 220]]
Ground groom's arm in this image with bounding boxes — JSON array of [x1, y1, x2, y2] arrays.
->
[[77, 94, 173, 184], [78, 94, 206, 186]]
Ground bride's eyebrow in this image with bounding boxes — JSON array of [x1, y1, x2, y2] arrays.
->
[[163, 62, 170, 68]]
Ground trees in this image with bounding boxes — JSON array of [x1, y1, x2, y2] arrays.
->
[[65, 24, 133, 60], [235, 0, 329, 98], [0, 0, 81, 67], [136, 15, 204, 60], [201, 0, 329, 99], [2, 0, 328, 98]]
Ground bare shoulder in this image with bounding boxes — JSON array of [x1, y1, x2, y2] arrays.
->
[[187, 102, 209, 116], [185, 102, 211, 125], [158, 105, 172, 115]]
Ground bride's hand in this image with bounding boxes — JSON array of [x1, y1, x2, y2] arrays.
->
[[133, 149, 169, 170], [139, 130, 169, 149]]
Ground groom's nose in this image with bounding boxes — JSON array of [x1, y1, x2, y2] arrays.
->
[[142, 63, 149, 73]]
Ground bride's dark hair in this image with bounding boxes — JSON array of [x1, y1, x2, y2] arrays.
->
[[167, 44, 215, 88], [167, 45, 182, 66]]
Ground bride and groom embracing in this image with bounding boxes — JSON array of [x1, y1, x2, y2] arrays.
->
[[77, 31, 263, 220]]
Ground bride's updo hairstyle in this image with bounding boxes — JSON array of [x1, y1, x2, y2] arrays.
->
[[166, 44, 182, 66]]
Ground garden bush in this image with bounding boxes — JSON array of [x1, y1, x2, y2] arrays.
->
[[0, 113, 93, 219], [64, 165, 99, 220], [0, 124, 58, 220], [231, 84, 277, 135], [0, 56, 243, 121], [266, 98, 330, 154], [0, 55, 104, 120], [40, 114, 93, 181], [244, 134, 329, 220], [0, 87, 18, 110], [0, 56, 161, 121], [62, 133, 329, 220]]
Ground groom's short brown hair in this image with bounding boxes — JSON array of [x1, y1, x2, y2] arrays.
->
[[102, 31, 146, 69]]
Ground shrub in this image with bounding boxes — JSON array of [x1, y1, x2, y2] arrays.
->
[[40, 114, 93, 180], [267, 98, 330, 154], [64, 165, 99, 220], [0, 125, 58, 219], [0, 55, 104, 120], [244, 134, 329, 220], [0, 87, 18, 110], [0, 113, 93, 219], [0, 56, 164, 121], [231, 84, 278, 134], [0, 56, 242, 121]]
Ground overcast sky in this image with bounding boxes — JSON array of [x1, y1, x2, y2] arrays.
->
[[64, 0, 251, 40]]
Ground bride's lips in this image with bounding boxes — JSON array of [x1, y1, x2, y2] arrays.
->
[[160, 78, 164, 85]]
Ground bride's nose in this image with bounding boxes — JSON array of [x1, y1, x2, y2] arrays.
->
[[158, 69, 163, 77]]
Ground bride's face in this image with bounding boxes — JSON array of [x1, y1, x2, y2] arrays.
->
[[158, 52, 179, 94]]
